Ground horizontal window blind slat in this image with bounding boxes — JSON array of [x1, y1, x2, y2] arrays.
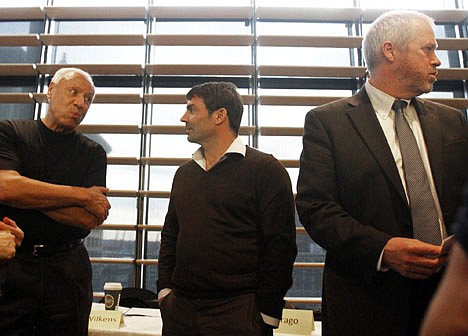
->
[[44, 6, 147, 20], [260, 127, 303, 136], [147, 34, 254, 46], [144, 94, 255, 105], [0, 7, 44, 20], [362, 8, 468, 23], [92, 94, 142, 104], [145, 64, 254, 75], [39, 34, 145, 46], [96, 224, 138, 230], [89, 258, 134, 264], [36, 63, 144, 75], [141, 157, 189, 166], [259, 95, 343, 106], [258, 65, 366, 78], [437, 38, 468, 50], [260, 95, 468, 109], [256, 7, 362, 21], [148, 6, 253, 19], [143, 94, 185, 104], [140, 191, 171, 198], [0, 34, 40, 46], [429, 98, 468, 109], [34, 93, 142, 104], [0, 64, 37, 76], [77, 124, 140, 134], [142, 125, 256, 135], [107, 157, 139, 165], [0, 93, 33, 103], [106, 190, 139, 197], [257, 35, 362, 48], [437, 68, 468, 80]]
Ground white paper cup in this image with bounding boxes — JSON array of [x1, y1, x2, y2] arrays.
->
[[104, 282, 122, 310]]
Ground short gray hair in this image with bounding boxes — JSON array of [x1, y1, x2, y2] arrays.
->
[[363, 10, 435, 74], [51, 67, 95, 99]]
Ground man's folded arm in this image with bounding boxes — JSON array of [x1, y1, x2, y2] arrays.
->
[[41, 207, 104, 230], [0, 170, 110, 219]]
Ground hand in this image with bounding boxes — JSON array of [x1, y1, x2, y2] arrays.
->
[[382, 237, 444, 279], [82, 186, 111, 223], [0, 221, 17, 259], [0, 217, 24, 247]]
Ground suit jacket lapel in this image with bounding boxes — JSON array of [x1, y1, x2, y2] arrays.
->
[[413, 98, 443, 195], [345, 89, 407, 203]]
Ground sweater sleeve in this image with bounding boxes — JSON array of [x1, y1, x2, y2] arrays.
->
[[255, 157, 297, 320], [157, 193, 179, 293]]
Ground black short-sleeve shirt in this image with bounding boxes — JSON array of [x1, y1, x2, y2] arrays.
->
[[0, 119, 107, 244]]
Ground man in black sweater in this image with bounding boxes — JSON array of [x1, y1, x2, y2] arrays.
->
[[157, 81, 297, 335]]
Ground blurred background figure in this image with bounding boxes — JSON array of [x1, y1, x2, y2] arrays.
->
[[420, 185, 468, 336]]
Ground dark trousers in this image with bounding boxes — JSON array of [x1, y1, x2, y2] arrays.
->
[[0, 244, 92, 336], [160, 291, 274, 336]]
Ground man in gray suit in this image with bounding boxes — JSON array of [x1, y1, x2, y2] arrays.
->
[[296, 10, 468, 336]]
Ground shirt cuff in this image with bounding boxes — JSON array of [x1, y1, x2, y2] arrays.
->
[[377, 248, 389, 272], [261, 312, 280, 328], [157, 288, 173, 302]]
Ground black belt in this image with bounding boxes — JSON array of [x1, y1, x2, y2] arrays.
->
[[17, 239, 83, 257]]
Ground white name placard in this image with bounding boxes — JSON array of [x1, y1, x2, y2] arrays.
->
[[89, 310, 124, 330], [276, 308, 314, 335]]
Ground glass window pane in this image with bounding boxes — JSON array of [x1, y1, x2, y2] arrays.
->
[[107, 165, 139, 190], [258, 47, 351, 66], [86, 229, 137, 258], [258, 106, 309, 127], [47, 46, 145, 64], [143, 265, 158, 293], [154, 21, 251, 35], [91, 264, 136, 295], [257, 0, 354, 6], [288, 268, 323, 298], [83, 104, 143, 126], [258, 136, 302, 160], [149, 166, 179, 191], [106, 198, 138, 224], [145, 231, 162, 260], [151, 46, 251, 64], [149, 135, 199, 157], [360, 0, 457, 8], [257, 22, 349, 36], [98, 134, 141, 157], [147, 199, 170, 225], [52, 0, 147, 6]]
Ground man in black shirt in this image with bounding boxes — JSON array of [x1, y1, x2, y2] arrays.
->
[[0, 67, 111, 335]]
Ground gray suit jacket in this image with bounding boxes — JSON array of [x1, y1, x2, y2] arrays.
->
[[296, 88, 468, 335]]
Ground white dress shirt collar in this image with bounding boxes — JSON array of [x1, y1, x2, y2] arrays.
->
[[365, 82, 410, 119], [192, 137, 246, 171]]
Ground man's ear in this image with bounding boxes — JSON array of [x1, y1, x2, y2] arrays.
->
[[382, 41, 396, 62], [213, 108, 228, 125], [47, 82, 55, 101]]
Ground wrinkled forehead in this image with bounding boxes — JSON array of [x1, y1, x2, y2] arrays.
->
[[58, 74, 95, 94]]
